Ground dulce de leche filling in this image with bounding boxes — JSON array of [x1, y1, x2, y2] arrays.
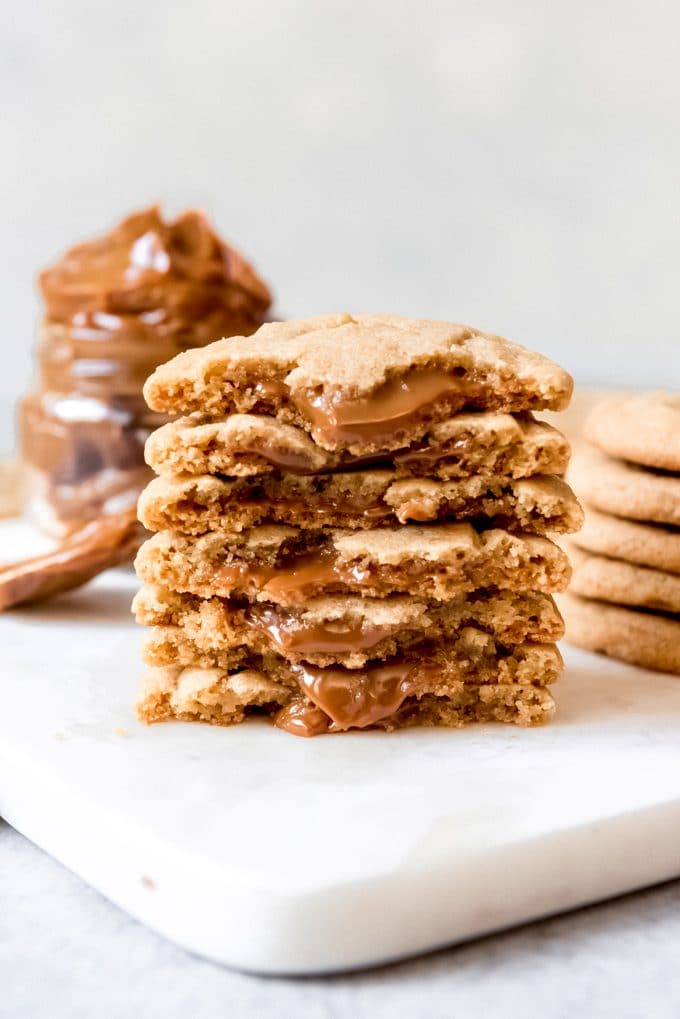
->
[[39, 206, 271, 341], [217, 548, 371, 602], [292, 367, 480, 446], [235, 434, 477, 477], [275, 658, 433, 736], [246, 604, 404, 655]]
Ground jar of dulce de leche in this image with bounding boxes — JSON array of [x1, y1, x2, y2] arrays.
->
[[19, 207, 272, 535]]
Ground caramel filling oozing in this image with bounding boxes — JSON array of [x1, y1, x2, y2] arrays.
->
[[246, 605, 404, 655], [293, 368, 478, 446], [275, 658, 433, 736], [216, 548, 371, 602], [274, 700, 331, 737]]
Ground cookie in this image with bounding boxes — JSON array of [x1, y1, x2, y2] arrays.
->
[[140, 629, 562, 687], [134, 586, 565, 668], [143, 314, 573, 454], [568, 544, 680, 614], [573, 506, 680, 575], [138, 471, 583, 536], [134, 524, 571, 605], [136, 655, 557, 734], [145, 411, 571, 481], [568, 443, 680, 526], [584, 391, 680, 471], [560, 592, 680, 675]]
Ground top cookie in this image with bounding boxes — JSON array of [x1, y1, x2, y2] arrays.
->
[[144, 313, 573, 454], [584, 391, 680, 471]]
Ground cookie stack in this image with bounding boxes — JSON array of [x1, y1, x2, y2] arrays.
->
[[562, 392, 680, 674], [133, 313, 582, 736]]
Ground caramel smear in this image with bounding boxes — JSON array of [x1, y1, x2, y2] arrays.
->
[[0, 509, 139, 611]]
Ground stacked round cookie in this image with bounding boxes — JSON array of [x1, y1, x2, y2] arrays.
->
[[562, 392, 680, 674], [133, 313, 582, 736]]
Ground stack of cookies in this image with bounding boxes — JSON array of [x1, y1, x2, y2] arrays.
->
[[562, 391, 680, 675], [133, 313, 582, 736]]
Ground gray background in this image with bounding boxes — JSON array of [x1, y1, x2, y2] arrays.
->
[[2, 0, 679, 438]]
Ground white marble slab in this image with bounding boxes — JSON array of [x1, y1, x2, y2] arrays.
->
[[2, 519, 680, 975]]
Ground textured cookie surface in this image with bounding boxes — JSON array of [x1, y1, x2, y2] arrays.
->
[[144, 313, 573, 453], [569, 443, 680, 526], [560, 592, 680, 675], [584, 391, 680, 471], [135, 524, 571, 604], [568, 544, 680, 614], [573, 506, 680, 575], [138, 470, 583, 535], [134, 585, 564, 667], [145, 411, 571, 481]]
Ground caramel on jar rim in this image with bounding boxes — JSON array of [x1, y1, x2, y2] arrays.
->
[[39, 206, 271, 335]]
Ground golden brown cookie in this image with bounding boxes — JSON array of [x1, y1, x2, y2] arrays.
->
[[568, 443, 680, 526], [144, 314, 573, 454], [145, 411, 571, 481], [568, 544, 680, 614], [560, 592, 680, 675], [138, 471, 583, 536], [136, 656, 557, 733], [573, 506, 680, 575], [134, 523, 571, 605], [134, 586, 565, 668], [584, 391, 680, 471]]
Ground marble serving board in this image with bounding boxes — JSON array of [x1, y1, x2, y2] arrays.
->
[[1, 517, 680, 975]]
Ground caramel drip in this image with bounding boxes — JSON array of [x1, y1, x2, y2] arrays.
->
[[293, 368, 477, 446], [246, 605, 403, 655], [276, 658, 430, 734], [294, 661, 417, 729], [274, 700, 331, 737]]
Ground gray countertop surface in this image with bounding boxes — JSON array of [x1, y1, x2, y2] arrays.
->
[[2, 819, 680, 1018]]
